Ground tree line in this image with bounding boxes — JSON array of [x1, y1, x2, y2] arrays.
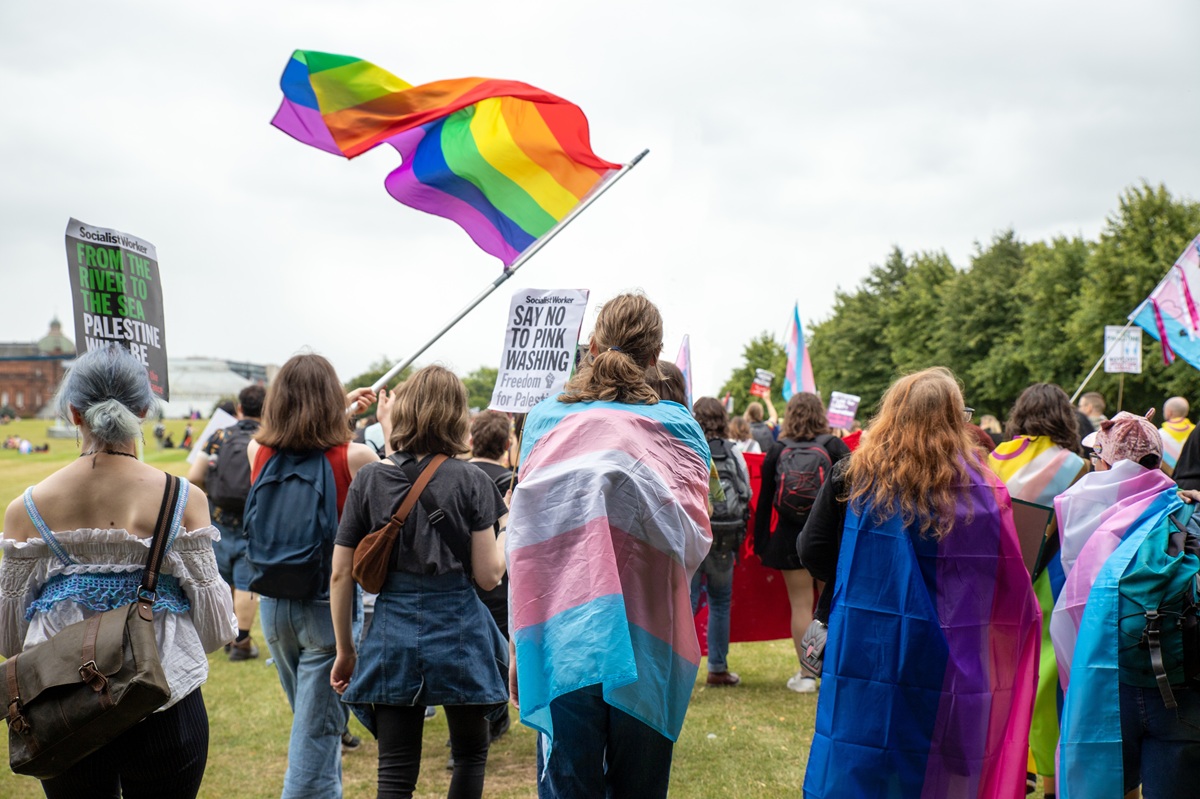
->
[[722, 183, 1200, 423]]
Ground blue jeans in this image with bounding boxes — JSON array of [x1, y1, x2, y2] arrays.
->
[[212, 518, 252, 591], [690, 562, 734, 673], [535, 684, 674, 799], [261, 597, 350, 799], [1121, 681, 1200, 798]]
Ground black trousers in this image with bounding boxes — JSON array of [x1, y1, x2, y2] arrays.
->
[[376, 704, 491, 799], [40, 688, 209, 799]]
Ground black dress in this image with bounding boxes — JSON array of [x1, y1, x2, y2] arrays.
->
[[754, 435, 850, 570]]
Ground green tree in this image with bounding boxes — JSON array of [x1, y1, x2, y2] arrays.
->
[[1067, 183, 1200, 414], [343, 356, 412, 419], [462, 366, 499, 411], [718, 333, 788, 415]]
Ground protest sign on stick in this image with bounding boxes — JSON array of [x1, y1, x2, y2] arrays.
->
[[827, 391, 861, 430], [749, 369, 774, 398], [489, 289, 589, 413], [65, 218, 170, 399], [1103, 325, 1143, 374]]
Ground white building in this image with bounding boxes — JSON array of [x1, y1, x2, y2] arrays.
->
[[158, 358, 253, 418]]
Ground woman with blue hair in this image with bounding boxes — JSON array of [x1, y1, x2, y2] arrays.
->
[[1, 343, 235, 797]]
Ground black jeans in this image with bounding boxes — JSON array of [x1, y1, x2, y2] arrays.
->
[[41, 688, 209, 799], [376, 704, 491, 799]]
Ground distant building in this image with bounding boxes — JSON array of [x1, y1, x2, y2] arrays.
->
[[158, 358, 254, 418], [0, 318, 73, 417]]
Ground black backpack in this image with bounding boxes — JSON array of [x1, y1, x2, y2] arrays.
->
[[207, 422, 257, 515], [706, 439, 751, 564], [772, 436, 833, 526]]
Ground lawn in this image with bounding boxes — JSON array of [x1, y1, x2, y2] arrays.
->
[[0, 418, 818, 797]]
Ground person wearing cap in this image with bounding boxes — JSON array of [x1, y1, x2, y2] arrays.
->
[[1050, 411, 1200, 799], [1159, 396, 1195, 477]]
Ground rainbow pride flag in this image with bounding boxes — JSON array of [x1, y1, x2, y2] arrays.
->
[[1050, 466, 1185, 798], [271, 50, 621, 266], [782, 302, 816, 400], [1159, 418, 1195, 472], [986, 435, 1087, 778], [506, 398, 712, 751], [1130, 234, 1200, 366], [804, 471, 1041, 798]]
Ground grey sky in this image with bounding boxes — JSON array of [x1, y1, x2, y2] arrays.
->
[[2, 1, 1198, 397]]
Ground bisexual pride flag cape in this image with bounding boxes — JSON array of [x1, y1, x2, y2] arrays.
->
[[272, 51, 621, 266], [987, 435, 1087, 777], [803, 470, 1041, 798], [506, 397, 712, 752], [1050, 470, 1187, 798], [1159, 418, 1196, 473]]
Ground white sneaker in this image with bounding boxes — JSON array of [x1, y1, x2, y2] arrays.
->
[[787, 672, 818, 693]]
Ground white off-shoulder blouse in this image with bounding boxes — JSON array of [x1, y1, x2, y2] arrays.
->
[[0, 483, 236, 709]]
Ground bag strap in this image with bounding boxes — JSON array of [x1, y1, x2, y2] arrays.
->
[[389, 454, 448, 529], [394, 454, 473, 569], [137, 475, 182, 622]]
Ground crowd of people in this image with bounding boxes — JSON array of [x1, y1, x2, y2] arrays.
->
[[3, 293, 1200, 798]]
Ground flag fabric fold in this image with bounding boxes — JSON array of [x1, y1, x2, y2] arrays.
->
[[675, 335, 693, 410], [986, 435, 1088, 779], [272, 50, 621, 265], [1130, 234, 1200, 367], [506, 398, 712, 752], [803, 472, 1041, 798]]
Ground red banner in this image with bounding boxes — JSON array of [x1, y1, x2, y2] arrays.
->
[[694, 451, 792, 653]]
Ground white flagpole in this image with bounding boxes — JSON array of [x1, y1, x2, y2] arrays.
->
[[366, 149, 650, 394], [1070, 317, 1139, 404]]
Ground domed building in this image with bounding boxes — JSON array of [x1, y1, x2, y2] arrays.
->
[[0, 318, 74, 417]]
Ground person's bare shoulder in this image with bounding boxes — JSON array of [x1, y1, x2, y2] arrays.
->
[[3, 494, 35, 542], [347, 442, 381, 478]]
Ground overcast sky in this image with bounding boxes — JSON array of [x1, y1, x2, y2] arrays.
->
[[3, 1, 1198, 396]]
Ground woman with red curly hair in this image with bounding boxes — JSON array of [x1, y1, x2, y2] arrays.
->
[[798, 367, 1040, 799]]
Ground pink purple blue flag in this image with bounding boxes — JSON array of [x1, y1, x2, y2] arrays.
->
[[783, 302, 816, 400]]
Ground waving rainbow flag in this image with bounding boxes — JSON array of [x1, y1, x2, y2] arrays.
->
[[272, 50, 621, 266], [506, 398, 712, 751]]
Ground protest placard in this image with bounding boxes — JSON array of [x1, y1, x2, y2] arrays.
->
[[185, 407, 238, 465], [65, 218, 170, 398], [1103, 325, 1143, 374], [749, 369, 774, 398], [827, 391, 861, 430], [489, 288, 589, 413]]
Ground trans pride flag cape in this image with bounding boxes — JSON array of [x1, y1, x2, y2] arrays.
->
[[783, 302, 816, 400], [506, 398, 712, 749], [803, 470, 1040, 799], [987, 435, 1087, 776], [1050, 468, 1185, 798], [1160, 418, 1195, 473], [272, 51, 621, 266]]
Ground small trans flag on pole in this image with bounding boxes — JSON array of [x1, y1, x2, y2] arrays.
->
[[675, 334, 693, 410], [783, 302, 817, 400], [1130, 234, 1200, 368]]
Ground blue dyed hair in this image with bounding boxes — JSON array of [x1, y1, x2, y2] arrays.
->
[[55, 343, 156, 446]]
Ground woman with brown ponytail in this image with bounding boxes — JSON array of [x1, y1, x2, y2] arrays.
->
[[506, 293, 712, 799]]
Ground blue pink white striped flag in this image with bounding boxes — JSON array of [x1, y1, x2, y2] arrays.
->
[[783, 302, 816, 400], [506, 398, 712, 750], [1130, 234, 1200, 366], [675, 335, 693, 410]]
